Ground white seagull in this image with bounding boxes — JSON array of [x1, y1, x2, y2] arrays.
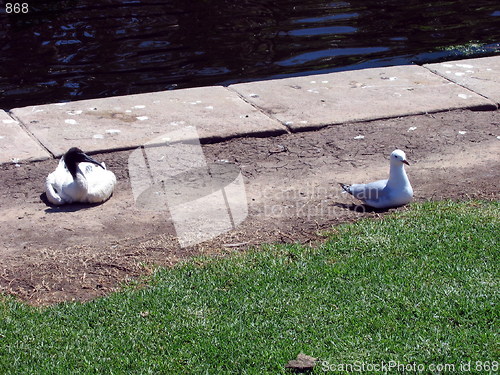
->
[[339, 149, 413, 209], [45, 147, 116, 205]]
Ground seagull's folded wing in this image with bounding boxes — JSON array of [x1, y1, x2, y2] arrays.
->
[[348, 179, 387, 201]]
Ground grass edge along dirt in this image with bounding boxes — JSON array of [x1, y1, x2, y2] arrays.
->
[[0, 200, 498, 374]]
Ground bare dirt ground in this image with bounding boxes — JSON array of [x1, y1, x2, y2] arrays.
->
[[1, 109, 499, 306]]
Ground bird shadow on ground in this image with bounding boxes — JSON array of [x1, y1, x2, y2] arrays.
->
[[332, 202, 390, 214], [40, 193, 103, 213]]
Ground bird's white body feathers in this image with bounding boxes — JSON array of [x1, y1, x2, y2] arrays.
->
[[45, 156, 116, 205], [340, 150, 413, 209]]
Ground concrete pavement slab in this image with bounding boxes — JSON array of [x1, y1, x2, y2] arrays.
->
[[10, 86, 287, 157], [0, 110, 50, 164], [424, 56, 500, 105], [230, 65, 496, 131]]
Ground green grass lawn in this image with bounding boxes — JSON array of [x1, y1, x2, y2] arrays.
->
[[1, 200, 498, 374]]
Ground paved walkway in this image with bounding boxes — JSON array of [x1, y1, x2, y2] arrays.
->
[[1, 56, 499, 164]]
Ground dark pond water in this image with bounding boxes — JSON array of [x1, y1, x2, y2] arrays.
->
[[1, 1, 499, 109]]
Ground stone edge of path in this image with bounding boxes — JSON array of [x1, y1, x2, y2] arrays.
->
[[1, 56, 498, 165]]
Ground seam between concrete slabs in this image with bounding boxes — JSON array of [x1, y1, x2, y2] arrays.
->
[[422, 65, 499, 109], [226, 86, 292, 134], [0, 111, 51, 164], [8, 110, 55, 159]]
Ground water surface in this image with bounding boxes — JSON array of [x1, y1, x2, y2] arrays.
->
[[0, 0, 499, 109]]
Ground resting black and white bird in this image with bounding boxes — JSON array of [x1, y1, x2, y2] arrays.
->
[[339, 149, 413, 209], [45, 147, 116, 205]]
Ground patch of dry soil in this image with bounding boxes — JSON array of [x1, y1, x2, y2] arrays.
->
[[0, 109, 498, 305]]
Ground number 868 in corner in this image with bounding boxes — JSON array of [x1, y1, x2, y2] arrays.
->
[[5, 3, 29, 14]]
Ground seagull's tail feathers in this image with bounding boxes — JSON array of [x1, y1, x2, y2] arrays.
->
[[339, 183, 351, 194]]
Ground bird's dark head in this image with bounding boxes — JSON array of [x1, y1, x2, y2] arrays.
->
[[63, 147, 104, 178]]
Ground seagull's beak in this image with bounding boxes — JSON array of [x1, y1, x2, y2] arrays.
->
[[403, 159, 410, 166]]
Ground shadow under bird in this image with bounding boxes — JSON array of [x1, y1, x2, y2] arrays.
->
[[339, 149, 413, 209], [45, 147, 116, 205]]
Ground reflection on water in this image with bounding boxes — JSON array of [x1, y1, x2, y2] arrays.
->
[[277, 47, 390, 66], [0, 0, 499, 109]]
